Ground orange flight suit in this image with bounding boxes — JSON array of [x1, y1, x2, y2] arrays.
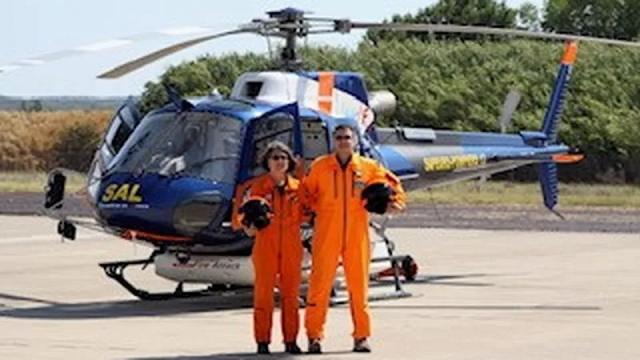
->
[[234, 173, 304, 345], [303, 153, 406, 340]]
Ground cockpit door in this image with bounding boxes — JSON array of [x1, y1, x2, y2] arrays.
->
[[239, 102, 302, 180]]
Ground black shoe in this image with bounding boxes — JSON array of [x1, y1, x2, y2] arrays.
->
[[285, 342, 302, 354], [257, 342, 270, 354], [353, 338, 371, 353], [307, 338, 322, 354]]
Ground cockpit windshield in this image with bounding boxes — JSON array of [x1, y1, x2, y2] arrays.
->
[[111, 111, 242, 183]]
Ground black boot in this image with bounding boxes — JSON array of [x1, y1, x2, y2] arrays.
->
[[307, 338, 322, 354], [257, 342, 270, 354], [285, 342, 302, 354], [353, 338, 371, 353]]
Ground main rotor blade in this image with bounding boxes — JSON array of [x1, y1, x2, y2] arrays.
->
[[0, 26, 224, 75], [97, 28, 251, 79], [350, 22, 640, 47]]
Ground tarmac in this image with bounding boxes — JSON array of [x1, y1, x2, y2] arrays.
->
[[0, 214, 639, 359]]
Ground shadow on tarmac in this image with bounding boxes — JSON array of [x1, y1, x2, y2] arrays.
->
[[370, 304, 601, 311], [0, 273, 523, 320], [0, 291, 253, 320], [371, 273, 495, 288], [129, 350, 353, 359]]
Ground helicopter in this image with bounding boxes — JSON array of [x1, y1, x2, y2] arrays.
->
[[26, 8, 638, 301]]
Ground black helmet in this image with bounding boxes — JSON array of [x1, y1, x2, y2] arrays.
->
[[361, 182, 392, 214], [239, 198, 272, 229]]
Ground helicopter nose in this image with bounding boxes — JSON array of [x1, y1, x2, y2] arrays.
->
[[172, 192, 226, 236]]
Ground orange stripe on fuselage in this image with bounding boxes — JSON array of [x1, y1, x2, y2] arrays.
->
[[561, 41, 579, 65], [318, 72, 335, 114], [122, 229, 192, 242]]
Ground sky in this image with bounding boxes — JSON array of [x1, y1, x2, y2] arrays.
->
[[0, 0, 544, 97]]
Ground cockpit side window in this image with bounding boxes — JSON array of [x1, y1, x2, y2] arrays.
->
[[249, 113, 295, 176], [100, 99, 141, 169], [105, 116, 132, 154], [301, 117, 329, 163]]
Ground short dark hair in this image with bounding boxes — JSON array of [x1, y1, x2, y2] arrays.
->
[[260, 141, 296, 173], [332, 124, 356, 137]]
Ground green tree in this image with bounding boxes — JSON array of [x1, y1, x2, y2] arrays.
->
[[366, 0, 518, 43], [518, 2, 541, 31], [543, 0, 640, 40], [138, 81, 167, 115]]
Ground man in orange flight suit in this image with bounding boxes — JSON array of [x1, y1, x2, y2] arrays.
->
[[233, 141, 305, 355], [303, 124, 406, 354]]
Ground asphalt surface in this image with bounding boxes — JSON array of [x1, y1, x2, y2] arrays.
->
[[1, 192, 638, 233], [1, 216, 639, 359]]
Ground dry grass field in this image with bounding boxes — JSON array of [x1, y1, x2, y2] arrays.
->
[[0, 111, 110, 171]]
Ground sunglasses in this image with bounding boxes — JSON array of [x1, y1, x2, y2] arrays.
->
[[335, 135, 352, 140], [270, 155, 288, 161]]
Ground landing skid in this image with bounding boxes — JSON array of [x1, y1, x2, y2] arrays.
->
[[99, 258, 236, 301]]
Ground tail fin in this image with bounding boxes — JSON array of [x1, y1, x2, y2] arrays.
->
[[536, 42, 577, 216], [541, 41, 578, 143]]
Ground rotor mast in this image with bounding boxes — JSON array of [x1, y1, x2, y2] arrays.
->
[[266, 8, 307, 71]]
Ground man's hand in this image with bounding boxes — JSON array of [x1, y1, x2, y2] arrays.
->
[[294, 154, 306, 179], [243, 224, 258, 237], [386, 201, 405, 215]]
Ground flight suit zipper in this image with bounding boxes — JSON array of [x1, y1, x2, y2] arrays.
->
[[342, 166, 347, 252], [351, 168, 355, 198], [275, 187, 283, 273]]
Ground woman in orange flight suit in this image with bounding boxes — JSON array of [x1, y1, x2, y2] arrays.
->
[[233, 141, 304, 355]]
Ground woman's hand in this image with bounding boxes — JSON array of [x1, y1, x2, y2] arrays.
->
[[243, 224, 258, 237]]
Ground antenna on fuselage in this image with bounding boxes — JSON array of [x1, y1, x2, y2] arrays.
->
[[163, 83, 194, 111]]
